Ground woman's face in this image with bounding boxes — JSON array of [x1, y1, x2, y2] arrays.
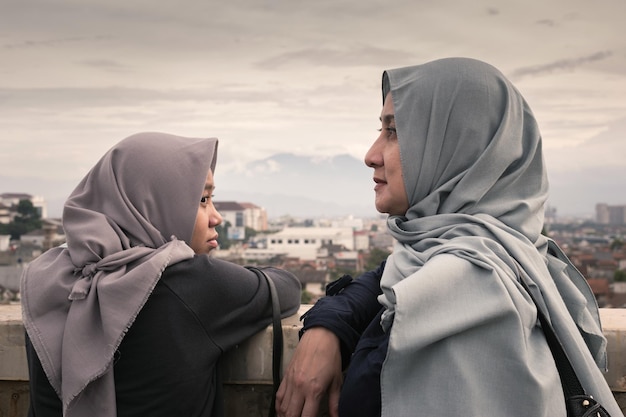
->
[[364, 93, 409, 216], [190, 169, 223, 254]]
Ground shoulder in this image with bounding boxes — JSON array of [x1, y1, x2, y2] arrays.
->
[[163, 254, 247, 277], [393, 253, 514, 306]]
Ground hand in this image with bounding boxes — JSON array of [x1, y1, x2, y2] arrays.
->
[[276, 327, 343, 417]]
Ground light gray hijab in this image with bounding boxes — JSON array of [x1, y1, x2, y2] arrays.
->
[[377, 58, 621, 416], [21, 132, 218, 417]]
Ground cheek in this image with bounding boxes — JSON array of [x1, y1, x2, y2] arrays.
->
[[386, 148, 404, 182], [191, 209, 204, 234], [388, 148, 408, 203]]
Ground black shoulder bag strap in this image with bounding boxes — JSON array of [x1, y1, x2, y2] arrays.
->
[[247, 267, 283, 417], [517, 268, 612, 417]]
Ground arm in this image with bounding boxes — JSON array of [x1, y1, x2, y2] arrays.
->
[[301, 261, 385, 367], [162, 255, 301, 351], [276, 261, 385, 417], [276, 327, 343, 417]]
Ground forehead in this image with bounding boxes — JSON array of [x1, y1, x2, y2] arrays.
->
[[380, 92, 395, 119], [204, 169, 214, 185]]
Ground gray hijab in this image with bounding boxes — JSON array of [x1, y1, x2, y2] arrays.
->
[[21, 132, 218, 417], [377, 58, 621, 416]]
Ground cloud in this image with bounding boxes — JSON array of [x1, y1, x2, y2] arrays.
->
[[79, 59, 129, 71], [251, 159, 282, 175], [535, 19, 556, 27], [510, 51, 614, 80], [0, 85, 299, 110], [545, 116, 626, 172], [486, 7, 499, 16], [3, 35, 111, 50], [254, 45, 412, 69]]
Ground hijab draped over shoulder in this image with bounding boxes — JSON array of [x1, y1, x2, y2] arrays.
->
[[21, 132, 218, 417], [377, 58, 621, 416]]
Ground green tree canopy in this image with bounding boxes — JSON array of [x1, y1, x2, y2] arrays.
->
[[0, 199, 42, 240], [364, 247, 391, 271], [610, 238, 624, 251]]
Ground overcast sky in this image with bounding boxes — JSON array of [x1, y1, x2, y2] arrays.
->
[[1, 0, 625, 218]]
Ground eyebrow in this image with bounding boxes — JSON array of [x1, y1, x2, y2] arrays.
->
[[379, 114, 395, 124], [204, 184, 215, 192]]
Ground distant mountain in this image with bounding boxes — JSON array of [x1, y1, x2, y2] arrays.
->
[[217, 153, 379, 218], [0, 153, 380, 219], [2, 151, 622, 219]]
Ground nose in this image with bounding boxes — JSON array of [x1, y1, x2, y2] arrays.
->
[[364, 134, 384, 168], [209, 205, 223, 228]]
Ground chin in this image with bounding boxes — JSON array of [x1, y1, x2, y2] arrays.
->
[[374, 202, 391, 215]]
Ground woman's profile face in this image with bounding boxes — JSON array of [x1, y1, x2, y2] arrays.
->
[[364, 93, 409, 216], [190, 169, 223, 254]]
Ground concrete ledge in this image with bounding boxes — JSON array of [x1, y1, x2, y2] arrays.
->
[[221, 305, 307, 384], [0, 303, 28, 381], [602, 308, 626, 392], [1, 304, 625, 416]]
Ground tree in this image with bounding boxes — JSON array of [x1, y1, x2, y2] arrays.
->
[[0, 199, 42, 240], [364, 247, 391, 271], [216, 221, 232, 249], [301, 289, 314, 304], [244, 227, 258, 241], [614, 269, 626, 283], [610, 238, 624, 251]]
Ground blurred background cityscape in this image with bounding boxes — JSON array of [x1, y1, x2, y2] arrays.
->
[[2, 192, 625, 308]]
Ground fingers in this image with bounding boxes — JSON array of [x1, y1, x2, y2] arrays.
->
[[276, 376, 307, 417], [327, 379, 341, 417], [275, 327, 343, 417]]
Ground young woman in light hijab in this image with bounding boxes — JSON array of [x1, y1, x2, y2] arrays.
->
[[276, 58, 622, 417], [21, 132, 301, 417]]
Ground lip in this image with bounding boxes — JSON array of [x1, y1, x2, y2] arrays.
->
[[207, 234, 219, 248], [373, 177, 386, 191]]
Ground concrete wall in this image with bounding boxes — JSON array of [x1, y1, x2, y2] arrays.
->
[[1, 304, 625, 416]]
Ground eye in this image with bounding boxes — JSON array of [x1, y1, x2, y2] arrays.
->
[[377, 126, 397, 139], [200, 195, 210, 204], [382, 126, 397, 139]]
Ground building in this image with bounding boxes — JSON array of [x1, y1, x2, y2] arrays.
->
[[19, 218, 65, 250], [289, 266, 328, 300], [0, 193, 47, 220], [239, 202, 268, 231], [0, 203, 10, 225], [596, 203, 626, 225], [266, 227, 355, 261], [0, 235, 9, 252], [214, 201, 268, 240], [353, 230, 370, 251]]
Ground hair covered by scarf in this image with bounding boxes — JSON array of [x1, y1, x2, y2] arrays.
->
[[376, 58, 617, 416], [21, 132, 218, 417]]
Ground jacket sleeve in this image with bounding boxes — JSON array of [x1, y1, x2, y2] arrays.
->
[[300, 261, 385, 366], [161, 255, 301, 352]]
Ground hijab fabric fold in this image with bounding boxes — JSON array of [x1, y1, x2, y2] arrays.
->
[[21, 132, 218, 417], [376, 58, 620, 416]]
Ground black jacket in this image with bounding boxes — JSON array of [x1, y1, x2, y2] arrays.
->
[[25, 255, 301, 417]]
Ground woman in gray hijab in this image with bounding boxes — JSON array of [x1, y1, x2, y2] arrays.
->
[[276, 58, 622, 417], [21, 132, 301, 417]]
